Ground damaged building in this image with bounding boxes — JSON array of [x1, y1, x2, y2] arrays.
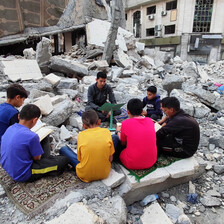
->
[[125, 0, 224, 63], [0, 0, 109, 55]]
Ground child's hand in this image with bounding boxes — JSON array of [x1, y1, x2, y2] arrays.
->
[[142, 110, 147, 116]]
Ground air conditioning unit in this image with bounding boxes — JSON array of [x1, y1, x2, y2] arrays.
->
[[148, 14, 154, 20], [155, 24, 162, 31], [155, 31, 162, 37], [161, 10, 167, 16]]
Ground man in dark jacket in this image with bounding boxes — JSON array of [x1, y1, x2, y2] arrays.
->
[[156, 97, 200, 158], [86, 71, 121, 122]]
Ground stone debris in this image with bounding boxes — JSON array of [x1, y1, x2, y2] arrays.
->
[[0, 17, 224, 224]]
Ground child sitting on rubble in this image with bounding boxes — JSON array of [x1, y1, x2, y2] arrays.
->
[[60, 110, 115, 183], [112, 98, 157, 170], [142, 86, 163, 121], [0, 84, 28, 144]]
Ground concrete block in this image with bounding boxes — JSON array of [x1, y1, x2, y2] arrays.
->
[[164, 157, 198, 179], [34, 95, 53, 116], [114, 48, 133, 68], [141, 201, 173, 224], [142, 55, 155, 67], [1, 59, 43, 81], [60, 125, 72, 141], [69, 115, 83, 130], [57, 78, 78, 90], [119, 165, 170, 189], [136, 42, 145, 52], [102, 169, 125, 188], [44, 73, 62, 86], [88, 60, 109, 70], [51, 95, 68, 105], [46, 202, 104, 224], [82, 76, 96, 85]]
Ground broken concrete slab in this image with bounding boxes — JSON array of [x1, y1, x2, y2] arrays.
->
[[29, 89, 55, 100], [86, 49, 103, 59], [41, 99, 74, 126], [135, 42, 145, 53], [142, 55, 155, 67], [44, 73, 62, 86], [68, 115, 83, 131], [50, 57, 88, 76], [60, 125, 72, 141], [88, 60, 109, 70], [34, 95, 53, 116], [102, 169, 125, 188], [23, 48, 36, 59], [36, 37, 52, 72], [1, 59, 43, 81], [114, 49, 133, 68], [116, 157, 200, 205], [46, 202, 104, 224], [57, 78, 78, 90], [162, 74, 185, 94], [140, 201, 173, 224], [57, 89, 78, 100]]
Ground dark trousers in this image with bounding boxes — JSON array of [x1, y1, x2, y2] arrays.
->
[[157, 135, 191, 158], [85, 106, 121, 122], [150, 114, 162, 121], [112, 134, 126, 162], [28, 136, 69, 182]]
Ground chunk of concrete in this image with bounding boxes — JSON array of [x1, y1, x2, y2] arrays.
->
[[114, 49, 133, 68], [51, 95, 68, 105], [41, 99, 74, 126], [34, 95, 53, 116], [193, 102, 211, 118], [50, 57, 88, 76], [46, 202, 104, 224], [88, 60, 109, 70], [69, 115, 83, 130], [60, 125, 72, 141], [142, 55, 155, 67], [102, 169, 125, 188], [162, 74, 185, 93], [1, 59, 43, 81], [136, 42, 145, 52], [57, 78, 78, 90], [36, 37, 52, 69], [164, 157, 198, 179], [23, 48, 36, 59], [29, 89, 55, 100], [82, 76, 96, 85], [141, 201, 173, 224], [44, 73, 62, 86]]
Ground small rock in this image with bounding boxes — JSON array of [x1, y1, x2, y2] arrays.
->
[[200, 195, 221, 207], [213, 165, 224, 174], [161, 192, 170, 198], [170, 196, 177, 202]]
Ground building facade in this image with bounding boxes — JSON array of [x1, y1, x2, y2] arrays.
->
[[125, 0, 224, 63]]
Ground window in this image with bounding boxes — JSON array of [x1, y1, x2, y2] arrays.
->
[[146, 6, 156, 15], [165, 25, 175, 34], [192, 0, 213, 33], [146, 28, 155, 36], [166, 0, 177, 10], [133, 11, 141, 38], [125, 13, 127, 20]]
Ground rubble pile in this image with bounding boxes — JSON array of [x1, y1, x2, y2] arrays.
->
[[0, 19, 224, 224]]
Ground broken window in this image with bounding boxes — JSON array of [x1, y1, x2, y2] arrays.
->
[[146, 6, 156, 15], [193, 0, 213, 33], [146, 28, 155, 36], [165, 25, 175, 34], [166, 0, 177, 10], [133, 11, 141, 38]]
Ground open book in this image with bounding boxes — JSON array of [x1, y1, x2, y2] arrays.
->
[[31, 119, 53, 142]]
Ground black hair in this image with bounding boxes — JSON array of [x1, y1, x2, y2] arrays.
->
[[147, 86, 157, 94], [161, 97, 180, 111], [82, 110, 99, 127], [127, 98, 143, 116], [97, 71, 107, 79], [7, 84, 28, 99], [19, 104, 41, 120]]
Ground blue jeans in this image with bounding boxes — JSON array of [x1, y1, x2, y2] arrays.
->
[[60, 146, 80, 169]]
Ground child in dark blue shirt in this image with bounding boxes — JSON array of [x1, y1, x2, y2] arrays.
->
[[0, 84, 28, 144], [142, 86, 163, 121]]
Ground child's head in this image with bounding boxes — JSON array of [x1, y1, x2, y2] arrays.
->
[[82, 110, 100, 129], [147, 86, 157, 100], [19, 104, 41, 128], [161, 97, 180, 117], [127, 98, 143, 116], [96, 71, 107, 90], [7, 84, 28, 107]]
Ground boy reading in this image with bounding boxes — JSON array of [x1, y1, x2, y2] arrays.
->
[[113, 98, 157, 170], [142, 86, 163, 121], [0, 84, 28, 143], [60, 110, 115, 183], [1, 104, 69, 182]]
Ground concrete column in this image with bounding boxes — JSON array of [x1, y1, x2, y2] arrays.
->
[[180, 33, 189, 61]]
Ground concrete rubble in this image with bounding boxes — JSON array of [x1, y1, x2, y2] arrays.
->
[[0, 18, 224, 224]]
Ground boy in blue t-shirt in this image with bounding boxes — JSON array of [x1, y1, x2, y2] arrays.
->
[[0, 84, 28, 144], [1, 104, 69, 182], [142, 86, 163, 121]]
